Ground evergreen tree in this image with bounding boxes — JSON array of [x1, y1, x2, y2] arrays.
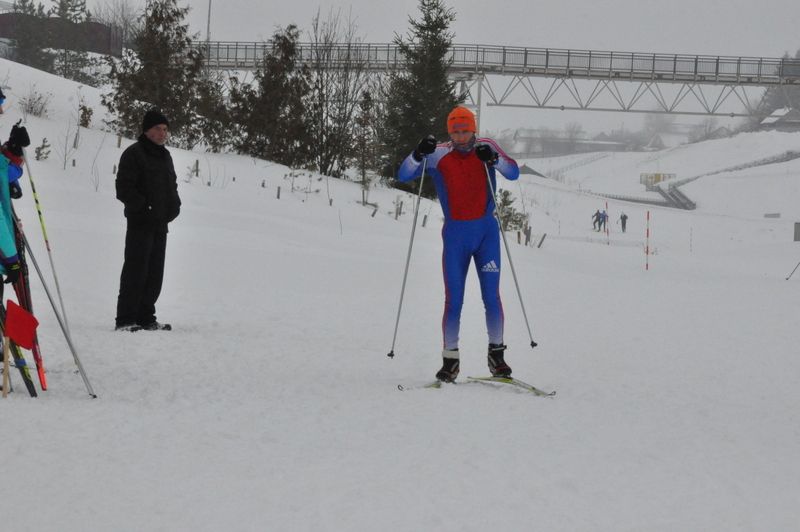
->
[[49, 0, 101, 85], [192, 70, 229, 152], [738, 49, 800, 130], [760, 50, 800, 113], [102, 0, 207, 147], [379, 0, 462, 197], [11, 0, 55, 71], [50, 0, 87, 21], [227, 25, 312, 168]]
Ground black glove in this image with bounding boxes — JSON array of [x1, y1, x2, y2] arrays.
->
[[7, 123, 30, 156], [475, 143, 498, 164], [4, 261, 20, 284], [9, 181, 22, 199], [412, 135, 437, 161]]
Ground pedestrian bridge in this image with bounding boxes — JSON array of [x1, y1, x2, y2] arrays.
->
[[194, 41, 800, 117], [197, 41, 800, 85]]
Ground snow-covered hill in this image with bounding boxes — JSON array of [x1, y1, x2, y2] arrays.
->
[[2, 57, 799, 532], [524, 131, 800, 208]]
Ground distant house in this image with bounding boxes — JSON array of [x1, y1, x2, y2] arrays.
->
[[760, 107, 800, 131], [644, 132, 690, 150], [0, 0, 11, 56], [510, 128, 630, 158], [0, 12, 123, 57]]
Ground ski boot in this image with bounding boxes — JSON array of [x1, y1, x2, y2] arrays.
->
[[139, 321, 172, 331], [488, 343, 512, 377], [436, 349, 460, 383], [115, 323, 142, 332]]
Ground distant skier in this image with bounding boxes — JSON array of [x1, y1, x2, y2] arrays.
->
[[600, 209, 608, 232], [619, 212, 628, 233], [397, 106, 519, 382], [115, 110, 181, 332], [592, 209, 600, 231]]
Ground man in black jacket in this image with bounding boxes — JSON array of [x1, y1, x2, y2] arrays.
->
[[115, 110, 181, 331]]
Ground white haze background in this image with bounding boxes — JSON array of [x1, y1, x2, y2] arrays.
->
[[87, 0, 800, 135], [1, 51, 799, 530]]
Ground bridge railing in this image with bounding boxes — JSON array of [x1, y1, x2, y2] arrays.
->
[[196, 41, 407, 70], [193, 41, 800, 85]]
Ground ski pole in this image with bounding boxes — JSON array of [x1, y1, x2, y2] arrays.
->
[[11, 211, 47, 390], [484, 162, 538, 349], [19, 229, 96, 398], [387, 157, 428, 359], [21, 147, 71, 334], [786, 260, 800, 280]]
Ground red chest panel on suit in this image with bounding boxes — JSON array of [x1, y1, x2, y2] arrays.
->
[[438, 151, 487, 220]]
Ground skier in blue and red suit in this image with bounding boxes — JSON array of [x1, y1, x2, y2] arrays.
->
[[397, 106, 520, 382]]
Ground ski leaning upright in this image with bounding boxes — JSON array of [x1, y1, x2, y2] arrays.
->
[[12, 213, 46, 389], [0, 304, 37, 397]]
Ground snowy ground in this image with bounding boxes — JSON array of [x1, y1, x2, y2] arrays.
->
[[2, 58, 799, 531]]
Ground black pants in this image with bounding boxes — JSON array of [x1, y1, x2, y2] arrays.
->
[[116, 224, 167, 327]]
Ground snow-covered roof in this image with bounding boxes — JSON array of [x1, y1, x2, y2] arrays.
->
[[760, 107, 797, 125]]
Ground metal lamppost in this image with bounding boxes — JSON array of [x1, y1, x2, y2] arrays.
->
[[206, 0, 212, 42]]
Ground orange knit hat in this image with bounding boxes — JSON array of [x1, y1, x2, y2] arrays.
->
[[446, 106, 476, 134]]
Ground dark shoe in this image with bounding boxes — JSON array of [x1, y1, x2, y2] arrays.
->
[[139, 321, 172, 331], [436, 350, 460, 382], [115, 323, 142, 332], [488, 343, 512, 377]]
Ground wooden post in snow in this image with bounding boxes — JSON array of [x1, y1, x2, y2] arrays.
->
[[646, 210, 651, 271]]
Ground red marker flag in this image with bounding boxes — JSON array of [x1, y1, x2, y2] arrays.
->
[[5, 300, 39, 350]]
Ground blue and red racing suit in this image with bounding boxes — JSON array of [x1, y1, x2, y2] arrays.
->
[[397, 138, 519, 350]]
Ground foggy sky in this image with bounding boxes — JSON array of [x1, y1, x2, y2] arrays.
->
[[87, 0, 800, 133], [100, 0, 800, 58]]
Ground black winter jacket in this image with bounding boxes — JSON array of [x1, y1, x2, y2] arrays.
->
[[116, 134, 181, 231]]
